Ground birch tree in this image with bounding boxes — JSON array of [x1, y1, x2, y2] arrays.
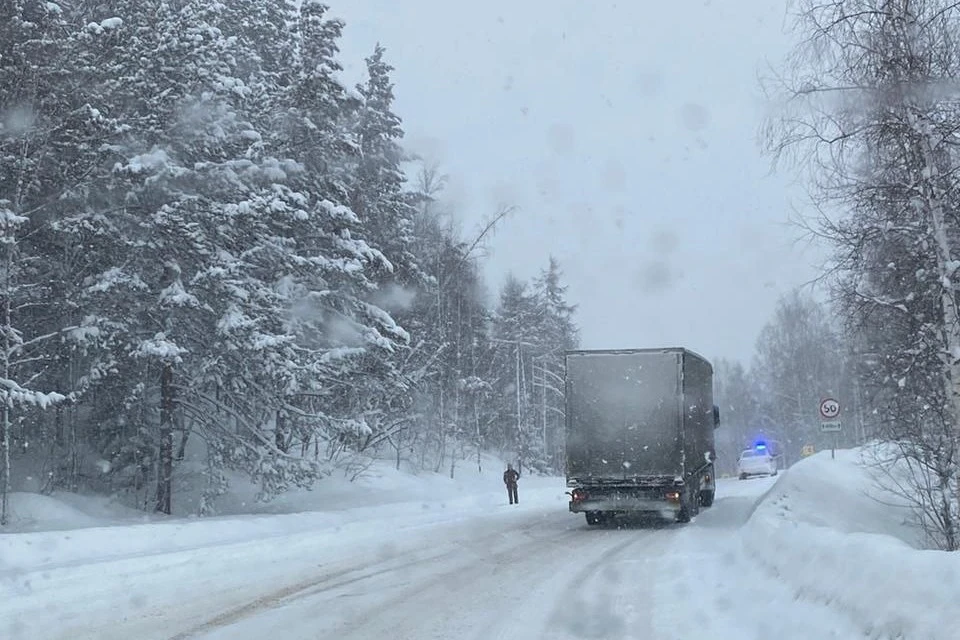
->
[[766, 0, 960, 548]]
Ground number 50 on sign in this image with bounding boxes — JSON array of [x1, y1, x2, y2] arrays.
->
[[819, 398, 840, 420]]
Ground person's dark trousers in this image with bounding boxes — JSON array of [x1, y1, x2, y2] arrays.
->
[[507, 483, 518, 504]]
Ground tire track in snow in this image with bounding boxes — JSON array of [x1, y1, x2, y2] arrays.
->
[[184, 513, 670, 640], [538, 523, 673, 640], [313, 517, 589, 640], [471, 524, 664, 640], [169, 547, 462, 640], [173, 511, 578, 639]]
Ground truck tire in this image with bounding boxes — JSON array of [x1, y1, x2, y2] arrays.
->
[[585, 511, 604, 526], [677, 489, 697, 523], [699, 489, 715, 507]]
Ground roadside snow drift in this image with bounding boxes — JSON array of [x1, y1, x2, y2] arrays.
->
[[743, 448, 960, 640], [1, 456, 562, 570]]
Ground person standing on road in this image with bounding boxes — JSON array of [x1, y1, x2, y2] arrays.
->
[[503, 463, 520, 505]]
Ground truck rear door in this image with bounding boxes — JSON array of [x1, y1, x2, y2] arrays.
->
[[566, 350, 683, 480]]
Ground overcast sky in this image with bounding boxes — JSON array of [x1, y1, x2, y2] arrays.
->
[[334, 0, 822, 363]]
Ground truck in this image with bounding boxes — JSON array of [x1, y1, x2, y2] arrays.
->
[[564, 347, 720, 525]]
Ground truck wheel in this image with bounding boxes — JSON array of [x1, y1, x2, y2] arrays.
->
[[677, 490, 696, 523], [699, 489, 715, 507], [585, 512, 603, 526]]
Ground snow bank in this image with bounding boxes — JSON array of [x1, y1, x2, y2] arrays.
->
[[2, 492, 153, 533], [4, 493, 106, 532], [744, 448, 960, 640], [1, 455, 564, 574], [172, 453, 543, 516], [2, 453, 539, 533]]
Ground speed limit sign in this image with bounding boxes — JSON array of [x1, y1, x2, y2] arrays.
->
[[819, 398, 840, 420]]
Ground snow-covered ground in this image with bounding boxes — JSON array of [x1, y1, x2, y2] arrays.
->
[[2, 449, 957, 639], [743, 448, 960, 640]]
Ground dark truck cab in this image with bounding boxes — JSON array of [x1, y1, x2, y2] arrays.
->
[[564, 348, 720, 524]]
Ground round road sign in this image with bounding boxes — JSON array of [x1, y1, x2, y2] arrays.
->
[[819, 398, 840, 420]]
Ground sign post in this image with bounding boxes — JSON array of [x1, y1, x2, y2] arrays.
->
[[819, 398, 841, 459]]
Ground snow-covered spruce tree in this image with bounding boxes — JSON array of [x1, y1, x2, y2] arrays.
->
[[766, 0, 960, 548], [350, 44, 419, 287], [0, 1, 118, 523], [341, 43, 425, 464], [72, 0, 326, 512], [275, 0, 409, 470]]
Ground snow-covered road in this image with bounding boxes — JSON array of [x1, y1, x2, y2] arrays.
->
[[183, 476, 865, 640], [3, 474, 871, 640]]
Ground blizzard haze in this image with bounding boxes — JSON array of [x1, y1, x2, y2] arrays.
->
[[335, 0, 814, 360]]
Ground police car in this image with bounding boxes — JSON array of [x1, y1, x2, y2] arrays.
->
[[737, 443, 778, 479]]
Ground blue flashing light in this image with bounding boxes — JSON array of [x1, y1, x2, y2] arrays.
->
[[755, 441, 767, 451]]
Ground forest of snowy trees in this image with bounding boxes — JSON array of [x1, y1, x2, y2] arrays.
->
[[0, 1, 578, 521]]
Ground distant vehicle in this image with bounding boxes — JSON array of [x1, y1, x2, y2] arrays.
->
[[564, 347, 720, 525], [737, 443, 778, 479]]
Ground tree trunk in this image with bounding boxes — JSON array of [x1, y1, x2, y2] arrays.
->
[[475, 400, 482, 474], [175, 416, 190, 462], [395, 435, 402, 471], [155, 363, 174, 514], [1, 403, 9, 526], [55, 401, 64, 447], [275, 410, 287, 453], [515, 342, 522, 463], [1, 285, 11, 524], [913, 113, 960, 538]]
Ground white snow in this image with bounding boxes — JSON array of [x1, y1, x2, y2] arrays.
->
[[0, 208, 29, 226], [115, 147, 172, 174], [159, 278, 200, 307], [743, 448, 960, 640], [86, 266, 148, 293], [134, 333, 186, 360], [65, 322, 100, 344], [216, 304, 254, 333], [1, 491, 151, 534], [1, 448, 956, 639], [0, 378, 66, 408]]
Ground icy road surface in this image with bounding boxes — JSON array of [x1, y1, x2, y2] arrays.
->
[[4, 475, 865, 640]]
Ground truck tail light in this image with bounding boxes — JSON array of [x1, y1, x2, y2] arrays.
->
[[571, 489, 588, 502], [665, 491, 681, 502]]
